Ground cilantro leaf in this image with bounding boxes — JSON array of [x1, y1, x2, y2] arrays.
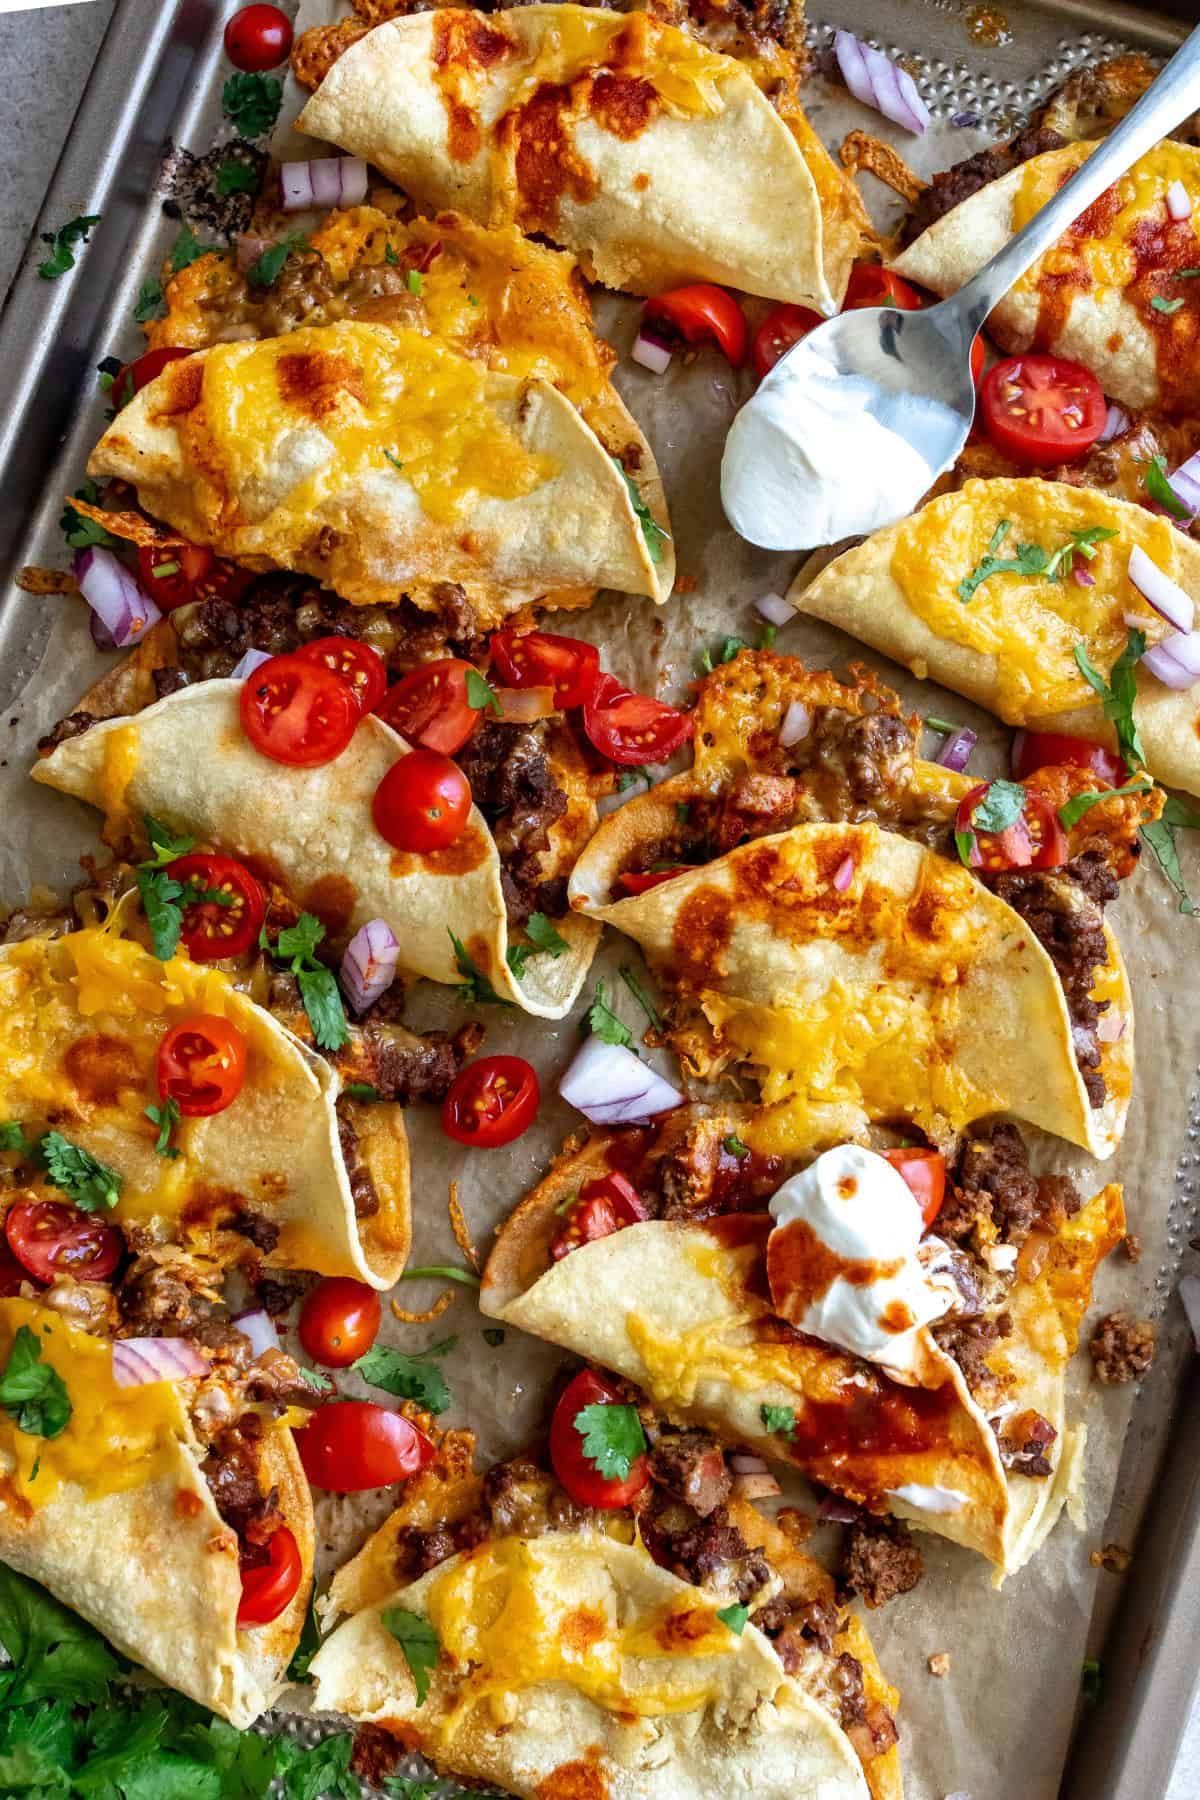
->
[[353, 1338, 456, 1415], [506, 910, 569, 977], [619, 964, 661, 1031], [384, 244, 400, 266], [273, 913, 325, 962], [465, 667, 501, 715], [616, 766, 650, 793], [216, 158, 258, 197], [247, 232, 309, 290], [381, 1609, 440, 1707], [760, 1403, 796, 1440], [144, 1097, 182, 1159], [383, 448, 404, 472], [37, 214, 100, 281], [1081, 1657, 1103, 1705], [407, 268, 424, 296], [1151, 295, 1184, 315], [969, 778, 1026, 834], [1042, 524, 1119, 579], [276, 1729, 358, 1800], [137, 866, 186, 960], [1141, 794, 1200, 915], [723, 1134, 750, 1159], [957, 520, 1051, 603], [344, 1082, 380, 1103], [144, 813, 194, 864], [286, 1592, 322, 1686], [698, 636, 747, 674], [0, 1329, 72, 1442], [448, 930, 513, 1007], [59, 482, 121, 551], [1074, 628, 1146, 772], [716, 1603, 749, 1635], [40, 1133, 121, 1213], [574, 1400, 646, 1480], [0, 1123, 31, 1154], [133, 278, 164, 324], [1143, 453, 1192, 521], [611, 457, 670, 564], [261, 914, 349, 1050], [586, 980, 634, 1049], [221, 71, 283, 137], [1058, 779, 1153, 827], [0, 1565, 118, 1710], [169, 225, 208, 273], [399, 1263, 480, 1289]]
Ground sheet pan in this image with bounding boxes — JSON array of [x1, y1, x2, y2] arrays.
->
[[0, 1, 1195, 1795]]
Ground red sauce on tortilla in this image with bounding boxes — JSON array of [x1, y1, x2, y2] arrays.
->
[[506, 85, 600, 236], [589, 71, 658, 139], [1031, 178, 1125, 352], [62, 1033, 141, 1108], [1125, 211, 1200, 414], [175, 1487, 204, 1518], [787, 1374, 961, 1465], [432, 11, 514, 164], [536, 1756, 609, 1800], [387, 824, 489, 879], [670, 884, 733, 986], [300, 873, 358, 936]]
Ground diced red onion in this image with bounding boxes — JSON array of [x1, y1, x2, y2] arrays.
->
[[833, 29, 930, 137], [1166, 180, 1193, 222], [112, 1336, 207, 1387], [1143, 637, 1200, 690], [1122, 610, 1157, 632], [779, 700, 811, 746], [832, 854, 855, 892], [755, 591, 793, 627], [1180, 1274, 1200, 1351], [1074, 566, 1095, 587], [1099, 403, 1129, 443], [1096, 1011, 1126, 1044], [729, 1452, 771, 1474], [494, 684, 556, 723], [1168, 451, 1200, 516], [1128, 546, 1195, 633], [559, 1036, 682, 1126], [231, 1307, 280, 1358], [229, 647, 272, 680], [340, 919, 400, 1015], [631, 331, 672, 375], [817, 1494, 862, 1523], [934, 725, 977, 772], [280, 156, 369, 213], [236, 234, 268, 271], [731, 1471, 782, 1499], [74, 548, 161, 649]]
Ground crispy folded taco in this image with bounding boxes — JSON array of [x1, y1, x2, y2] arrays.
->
[[0, 1296, 313, 1727], [0, 904, 411, 1287], [294, 4, 864, 310], [568, 652, 1142, 1160], [87, 317, 672, 623], [789, 479, 1200, 797], [308, 1417, 902, 1798], [891, 141, 1200, 414], [34, 679, 602, 1017], [481, 1105, 1125, 1574]]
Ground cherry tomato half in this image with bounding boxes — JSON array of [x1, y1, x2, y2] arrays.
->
[[5, 1201, 123, 1286], [372, 749, 472, 854], [238, 1524, 303, 1627], [583, 673, 694, 768], [549, 1368, 649, 1509], [550, 1173, 649, 1261], [374, 658, 481, 755], [157, 1014, 248, 1117], [297, 637, 387, 717], [642, 285, 748, 369], [1011, 730, 1126, 786], [489, 630, 600, 711], [441, 1055, 540, 1149], [979, 355, 1107, 467], [240, 652, 360, 767], [617, 866, 696, 895], [955, 781, 1068, 872], [224, 4, 293, 71], [844, 264, 926, 312], [0, 1240, 27, 1297], [298, 1277, 382, 1368], [136, 542, 214, 613], [751, 303, 823, 380], [111, 346, 193, 409], [167, 852, 266, 963], [883, 1147, 946, 1229], [298, 1400, 435, 1492]]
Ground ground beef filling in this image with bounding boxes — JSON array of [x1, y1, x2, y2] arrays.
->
[[839, 1515, 924, 1608], [1089, 1310, 1157, 1384], [201, 1414, 282, 1563], [900, 124, 1068, 245], [457, 721, 570, 927], [336, 1106, 380, 1219]]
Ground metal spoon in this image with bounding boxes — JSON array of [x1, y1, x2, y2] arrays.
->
[[721, 21, 1200, 552]]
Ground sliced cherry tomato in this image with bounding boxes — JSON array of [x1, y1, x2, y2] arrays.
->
[[489, 630, 600, 710], [112, 346, 193, 408], [441, 1055, 540, 1149], [617, 866, 696, 895], [296, 637, 387, 717], [549, 1368, 649, 1509], [5, 1201, 122, 1286], [157, 1014, 248, 1117], [372, 749, 471, 853], [298, 1400, 435, 1492], [0, 1240, 27, 1297], [550, 1173, 649, 1262], [583, 673, 694, 768], [167, 852, 266, 963], [240, 652, 359, 767], [844, 264, 925, 312], [136, 542, 214, 613], [883, 1148, 946, 1229], [1011, 730, 1126, 786], [979, 355, 1107, 467], [642, 285, 748, 369], [374, 658, 481, 755], [955, 781, 1068, 872], [238, 1523, 302, 1626], [224, 3, 293, 70], [751, 304, 823, 380], [298, 1277, 382, 1368]]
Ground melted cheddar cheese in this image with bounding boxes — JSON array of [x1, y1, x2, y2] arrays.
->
[[1012, 140, 1200, 296], [890, 478, 1177, 714], [0, 1299, 189, 1509], [510, 8, 732, 120]]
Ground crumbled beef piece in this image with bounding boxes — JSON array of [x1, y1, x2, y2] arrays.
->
[[932, 1310, 1012, 1396], [191, 1318, 254, 1373], [118, 1263, 209, 1335], [940, 1122, 1039, 1247], [429, 581, 479, 644], [351, 1725, 404, 1787], [1034, 1173, 1082, 1233], [253, 1274, 303, 1318], [923, 1240, 983, 1317], [247, 1345, 322, 1410], [1089, 1311, 1157, 1384], [230, 1209, 280, 1252], [759, 1594, 840, 1667], [37, 711, 97, 751], [152, 667, 191, 699], [481, 1456, 597, 1537], [344, 1025, 468, 1105], [832, 1651, 867, 1730], [654, 1122, 782, 1222], [337, 1108, 379, 1218], [711, 772, 801, 853], [395, 1525, 460, 1581], [984, 870, 1110, 1105], [822, 709, 915, 804], [648, 1429, 731, 1517], [1065, 850, 1120, 910], [457, 722, 569, 926], [1090, 1542, 1133, 1573], [997, 1407, 1057, 1477], [901, 125, 1068, 245], [642, 1504, 771, 1603], [840, 1516, 923, 1608], [202, 1415, 281, 1547]]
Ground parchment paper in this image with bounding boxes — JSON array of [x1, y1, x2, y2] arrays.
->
[[1, 4, 1196, 1795]]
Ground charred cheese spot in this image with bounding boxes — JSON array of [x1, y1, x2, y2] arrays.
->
[[276, 349, 367, 420], [387, 825, 491, 881], [535, 1757, 609, 1800], [589, 71, 659, 140], [671, 886, 734, 986], [62, 1032, 141, 1108]]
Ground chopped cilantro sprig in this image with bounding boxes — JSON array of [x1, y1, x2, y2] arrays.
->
[[574, 1400, 646, 1480], [353, 1337, 456, 1415], [37, 214, 100, 281], [0, 1328, 72, 1440], [612, 457, 670, 564], [506, 911, 568, 978], [260, 913, 348, 1050], [957, 521, 1118, 604], [221, 70, 283, 137]]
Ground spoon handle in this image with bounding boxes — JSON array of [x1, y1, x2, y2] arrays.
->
[[949, 21, 1200, 332]]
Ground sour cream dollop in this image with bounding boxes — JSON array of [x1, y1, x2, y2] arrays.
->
[[766, 1144, 956, 1373]]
